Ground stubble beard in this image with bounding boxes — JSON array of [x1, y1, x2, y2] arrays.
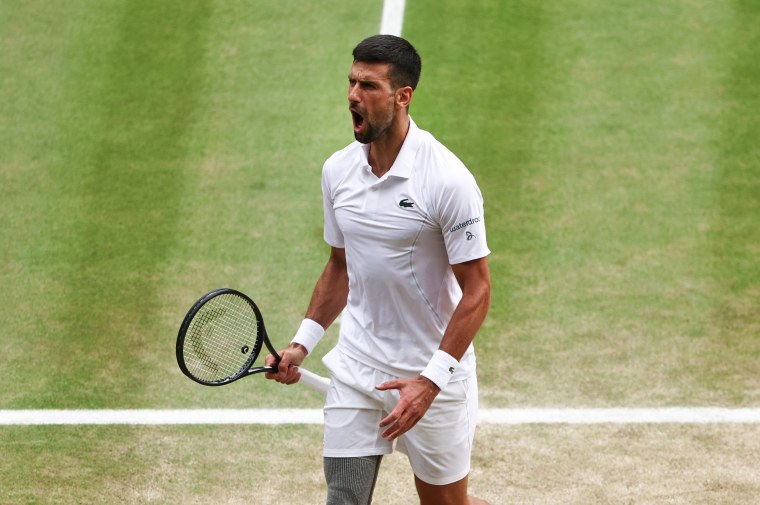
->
[[355, 125, 377, 144], [354, 107, 395, 145]]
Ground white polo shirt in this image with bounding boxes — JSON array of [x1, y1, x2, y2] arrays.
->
[[321, 118, 490, 382]]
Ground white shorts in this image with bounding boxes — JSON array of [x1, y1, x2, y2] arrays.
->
[[322, 349, 479, 486]]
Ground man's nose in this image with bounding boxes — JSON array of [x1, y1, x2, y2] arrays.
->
[[348, 83, 360, 102]]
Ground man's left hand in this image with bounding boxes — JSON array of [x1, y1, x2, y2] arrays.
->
[[376, 376, 440, 440]]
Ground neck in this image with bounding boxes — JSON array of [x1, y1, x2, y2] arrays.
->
[[368, 114, 410, 178]]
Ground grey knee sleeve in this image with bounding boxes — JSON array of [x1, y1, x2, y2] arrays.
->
[[324, 456, 382, 505]]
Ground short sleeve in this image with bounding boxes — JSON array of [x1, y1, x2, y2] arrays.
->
[[322, 162, 345, 248], [435, 173, 490, 265]]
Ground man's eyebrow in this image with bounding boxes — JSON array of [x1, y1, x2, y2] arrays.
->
[[348, 75, 389, 86]]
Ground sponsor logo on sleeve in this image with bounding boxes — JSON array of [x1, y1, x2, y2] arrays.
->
[[449, 216, 481, 234]]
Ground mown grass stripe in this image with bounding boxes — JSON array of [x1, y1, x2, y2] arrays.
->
[[21, 0, 214, 408], [701, 0, 760, 401]]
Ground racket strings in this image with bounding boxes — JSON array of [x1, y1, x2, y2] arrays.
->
[[183, 293, 260, 383]]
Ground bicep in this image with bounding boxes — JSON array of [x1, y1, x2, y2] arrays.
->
[[327, 247, 346, 272]]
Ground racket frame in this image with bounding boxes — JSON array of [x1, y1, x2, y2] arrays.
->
[[176, 288, 280, 386]]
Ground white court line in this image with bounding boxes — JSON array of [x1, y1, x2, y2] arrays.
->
[[478, 408, 760, 425], [0, 409, 323, 426], [380, 0, 406, 36], [2, 408, 760, 426]]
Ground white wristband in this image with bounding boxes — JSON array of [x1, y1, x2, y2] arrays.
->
[[420, 349, 459, 390], [290, 318, 325, 355]]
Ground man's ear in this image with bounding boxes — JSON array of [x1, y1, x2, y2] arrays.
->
[[396, 86, 414, 109]]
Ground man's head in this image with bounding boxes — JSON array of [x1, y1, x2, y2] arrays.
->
[[352, 35, 421, 91], [348, 35, 421, 144]]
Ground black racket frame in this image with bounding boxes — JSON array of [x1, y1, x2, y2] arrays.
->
[[176, 288, 282, 386]]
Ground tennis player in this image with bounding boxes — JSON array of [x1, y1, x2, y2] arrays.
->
[[266, 34, 492, 505]]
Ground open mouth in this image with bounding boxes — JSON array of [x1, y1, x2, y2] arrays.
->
[[351, 109, 365, 132]]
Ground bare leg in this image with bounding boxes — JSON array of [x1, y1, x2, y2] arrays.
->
[[414, 474, 491, 505]]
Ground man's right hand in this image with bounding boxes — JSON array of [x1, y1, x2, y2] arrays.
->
[[264, 343, 309, 386]]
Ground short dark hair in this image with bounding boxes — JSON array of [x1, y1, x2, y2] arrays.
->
[[352, 35, 422, 90]]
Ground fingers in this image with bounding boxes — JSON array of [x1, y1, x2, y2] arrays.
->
[[379, 398, 431, 440], [264, 343, 310, 386], [264, 360, 301, 385], [376, 377, 439, 440], [375, 379, 402, 391], [264, 347, 304, 385], [379, 404, 419, 440]]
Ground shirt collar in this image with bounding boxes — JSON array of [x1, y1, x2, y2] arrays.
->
[[389, 116, 422, 178]]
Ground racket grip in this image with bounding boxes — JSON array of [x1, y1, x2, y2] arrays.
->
[[297, 367, 331, 396]]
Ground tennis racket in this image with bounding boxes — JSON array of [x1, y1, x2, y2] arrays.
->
[[176, 288, 330, 395]]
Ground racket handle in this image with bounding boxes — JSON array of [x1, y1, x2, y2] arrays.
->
[[297, 367, 331, 396]]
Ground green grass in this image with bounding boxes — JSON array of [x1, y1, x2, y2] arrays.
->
[[1, 0, 759, 503], [0, 0, 377, 409], [406, 0, 759, 407], [3, 0, 756, 409]]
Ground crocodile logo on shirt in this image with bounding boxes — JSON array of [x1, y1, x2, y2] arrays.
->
[[399, 198, 415, 208]]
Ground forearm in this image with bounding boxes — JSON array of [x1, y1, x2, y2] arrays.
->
[[438, 281, 491, 361], [421, 257, 490, 389]]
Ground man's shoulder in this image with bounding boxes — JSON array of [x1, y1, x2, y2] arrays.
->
[[414, 131, 474, 187], [409, 122, 466, 169]]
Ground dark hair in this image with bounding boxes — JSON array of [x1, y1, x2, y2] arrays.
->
[[352, 35, 422, 90]]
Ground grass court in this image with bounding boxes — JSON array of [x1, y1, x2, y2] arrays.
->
[[1, 0, 758, 503]]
